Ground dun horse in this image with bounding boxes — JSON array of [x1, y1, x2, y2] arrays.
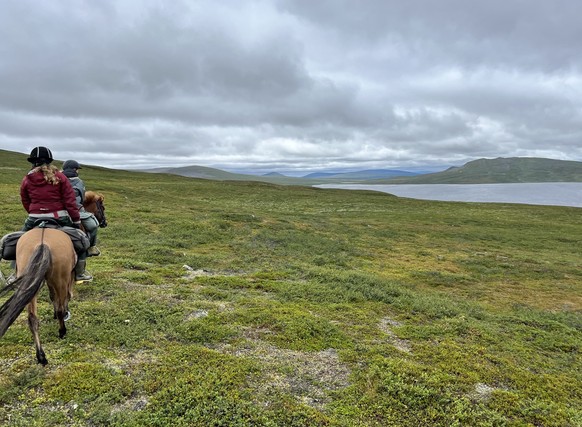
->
[[0, 228, 75, 365], [0, 192, 107, 365]]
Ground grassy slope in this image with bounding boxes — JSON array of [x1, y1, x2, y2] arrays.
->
[[369, 157, 582, 184], [0, 151, 580, 426]]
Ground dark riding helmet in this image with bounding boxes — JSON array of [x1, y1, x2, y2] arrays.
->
[[27, 146, 54, 166], [62, 159, 82, 170]]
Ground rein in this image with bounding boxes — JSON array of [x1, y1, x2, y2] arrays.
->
[[94, 199, 107, 227]]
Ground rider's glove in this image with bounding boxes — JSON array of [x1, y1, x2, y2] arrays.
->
[[73, 221, 82, 229]]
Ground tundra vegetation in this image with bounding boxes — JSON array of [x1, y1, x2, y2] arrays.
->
[[0, 150, 580, 426]]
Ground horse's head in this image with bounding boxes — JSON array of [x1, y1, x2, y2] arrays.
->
[[84, 191, 108, 228], [94, 197, 107, 228]]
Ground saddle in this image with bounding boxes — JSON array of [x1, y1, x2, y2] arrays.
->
[[0, 220, 90, 261]]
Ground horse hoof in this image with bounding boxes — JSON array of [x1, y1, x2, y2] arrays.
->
[[36, 350, 48, 366]]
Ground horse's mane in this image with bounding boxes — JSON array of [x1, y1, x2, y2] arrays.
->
[[84, 191, 103, 203]]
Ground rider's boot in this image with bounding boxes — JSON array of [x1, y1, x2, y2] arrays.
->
[[87, 246, 101, 257], [75, 260, 93, 282], [7, 261, 17, 284]]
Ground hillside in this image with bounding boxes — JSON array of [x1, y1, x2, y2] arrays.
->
[[0, 150, 581, 426], [142, 157, 582, 184], [303, 169, 419, 180], [370, 157, 582, 184], [141, 164, 420, 184], [141, 164, 318, 185], [4, 149, 580, 185]]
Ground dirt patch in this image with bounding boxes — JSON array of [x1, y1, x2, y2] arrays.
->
[[214, 328, 351, 409], [469, 382, 504, 402], [112, 396, 149, 413], [378, 317, 412, 353], [182, 266, 215, 278], [186, 309, 209, 320], [182, 265, 245, 279]]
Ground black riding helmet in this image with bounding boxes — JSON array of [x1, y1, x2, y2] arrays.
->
[[62, 159, 82, 170], [27, 146, 53, 166]]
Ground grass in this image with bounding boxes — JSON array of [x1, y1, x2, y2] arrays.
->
[[0, 151, 580, 426]]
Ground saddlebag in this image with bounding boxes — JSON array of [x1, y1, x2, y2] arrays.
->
[[0, 231, 25, 261], [0, 226, 89, 261]]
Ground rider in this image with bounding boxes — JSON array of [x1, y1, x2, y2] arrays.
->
[[62, 160, 101, 257], [19, 147, 93, 282]]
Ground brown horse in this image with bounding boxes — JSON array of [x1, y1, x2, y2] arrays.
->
[[83, 191, 108, 228], [0, 227, 76, 365]]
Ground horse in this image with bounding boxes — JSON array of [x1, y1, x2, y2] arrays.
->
[[83, 191, 108, 228], [0, 192, 107, 364], [0, 227, 76, 365]]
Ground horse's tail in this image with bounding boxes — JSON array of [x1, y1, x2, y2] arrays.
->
[[0, 244, 51, 338]]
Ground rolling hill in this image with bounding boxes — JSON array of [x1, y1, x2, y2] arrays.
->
[[143, 157, 582, 184], [2, 149, 580, 184], [140, 165, 318, 185], [367, 157, 582, 184], [303, 169, 419, 180], [141, 165, 420, 184]]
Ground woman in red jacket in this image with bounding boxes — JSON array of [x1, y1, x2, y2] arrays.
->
[[21, 147, 81, 231], [19, 146, 92, 282]]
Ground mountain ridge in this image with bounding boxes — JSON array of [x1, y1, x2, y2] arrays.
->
[[2, 149, 581, 183], [141, 157, 582, 184], [366, 157, 582, 184], [303, 169, 419, 180]]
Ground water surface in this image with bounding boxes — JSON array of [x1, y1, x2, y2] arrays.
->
[[315, 183, 582, 208]]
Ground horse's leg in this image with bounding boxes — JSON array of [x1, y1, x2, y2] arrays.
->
[[27, 297, 47, 365], [54, 290, 68, 339], [48, 285, 57, 319], [55, 309, 67, 339], [47, 282, 68, 339]]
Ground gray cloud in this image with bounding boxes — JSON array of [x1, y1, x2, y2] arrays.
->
[[1, 0, 581, 172]]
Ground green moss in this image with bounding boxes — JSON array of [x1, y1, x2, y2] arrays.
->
[[0, 150, 580, 426], [44, 363, 133, 403]]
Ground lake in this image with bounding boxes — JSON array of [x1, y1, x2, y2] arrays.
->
[[314, 183, 582, 208]]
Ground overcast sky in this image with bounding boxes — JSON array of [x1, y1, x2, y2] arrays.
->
[[1, 0, 581, 174]]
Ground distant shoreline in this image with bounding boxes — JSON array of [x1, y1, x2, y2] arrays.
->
[[315, 182, 582, 208]]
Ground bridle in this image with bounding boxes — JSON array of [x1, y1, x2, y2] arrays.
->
[[94, 198, 108, 228]]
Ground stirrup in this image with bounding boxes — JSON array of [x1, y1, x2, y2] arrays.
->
[[75, 273, 93, 283], [63, 311, 71, 322]]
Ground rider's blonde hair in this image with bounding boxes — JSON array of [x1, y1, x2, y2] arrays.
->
[[31, 164, 61, 185]]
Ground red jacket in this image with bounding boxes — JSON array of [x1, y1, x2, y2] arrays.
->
[[20, 169, 81, 222]]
